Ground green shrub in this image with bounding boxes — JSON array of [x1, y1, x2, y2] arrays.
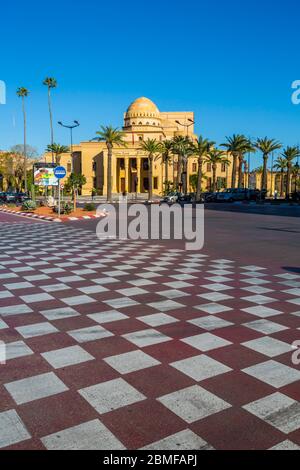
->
[[83, 202, 96, 211], [21, 200, 37, 211], [52, 202, 72, 215]]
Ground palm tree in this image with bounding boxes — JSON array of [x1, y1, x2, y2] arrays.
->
[[159, 140, 173, 190], [16, 87, 29, 193], [254, 137, 282, 193], [67, 173, 87, 212], [205, 149, 230, 192], [237, 139, 254, 188], [221, 135, 249, 189], [171, 136, 192, 194], [46, 143, 70, 165], [281, 146, 300, 199], [139, 139, 161, 201], [43, 77, 57, 164], [273, 156, 287, 196], [94, 126, 126, 202], [190, 136, 215, 201]]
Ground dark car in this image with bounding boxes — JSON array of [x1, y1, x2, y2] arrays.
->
[[2, 192, 29, 204], [291, 191, 300, 202]]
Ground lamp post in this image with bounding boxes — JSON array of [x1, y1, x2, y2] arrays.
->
[[175, 118, 195, 194], [58, 121, 80, 172]]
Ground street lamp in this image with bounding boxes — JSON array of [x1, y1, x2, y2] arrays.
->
[[58, 120, 80, 172], [175, 118, 195, 138]]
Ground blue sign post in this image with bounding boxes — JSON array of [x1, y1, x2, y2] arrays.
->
[[54, 167, 67, 218]]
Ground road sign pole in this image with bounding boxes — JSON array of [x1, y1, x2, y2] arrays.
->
[[58, 182, 61, 218]]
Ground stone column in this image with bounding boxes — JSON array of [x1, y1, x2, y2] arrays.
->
[[137, 158, 141, 193], [125, 158, 129, 192]]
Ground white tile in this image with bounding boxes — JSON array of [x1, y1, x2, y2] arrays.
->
[[201, 283, 233, 292], [0, 291, 13, 299], [244, 392, 300, 433], [42, 345, 94, 369], [147, 300, 184, 311], [61, 295, 96, 306], [20, 293, 54, 304], [242, 337, 293, 357], [6, 341, 34, 360], [79, 378, 146, 414], [78, 285, 108, 294], [0, 410, 31, 449], [158, 289, 189, 299], [141, 429, 214, 450], [243, 319, 288, 335], [0, 304, 33, 317], [163, 281, 192, 289], [41, 284, 71, 293], [0, 319, 8, 330], [40, 307, 80, 321], [104, 350, 160, 374], [104, 297, 139, 309], [41, 419, 125, 450], [195, 303, 233, 314], [241, 295, 276, 305], [243, 360, 300, 388], [182, 333, 232, 352], [137, 313, 179, 327], [68, 325, 113, 343], [16, 322, 58, 338], [4, 282, 34, 290], [189, 316, 233, 331], [116, 287, 148, 297], [198, 292, 234, 302], [122, 328, 171, 347], [242, 306, 283, 318], [5, 372, 69, 405], [270, 440, 300, 450], [88, 310, 128, 324], [171, 354, 232, 381], [158, 385, 231, 424]]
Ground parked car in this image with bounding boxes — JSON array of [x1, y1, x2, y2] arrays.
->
[[1, 192, 29, 204], [291, 191, 300, 202], [203, 191, 219, 202], [160, 191, 182, 204], [216, 188, 265, 202]]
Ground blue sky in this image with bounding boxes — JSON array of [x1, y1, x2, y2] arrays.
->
[[1, 0, 300, 169]]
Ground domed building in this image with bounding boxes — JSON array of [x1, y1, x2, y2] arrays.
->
[[42, 97, 233, 196]]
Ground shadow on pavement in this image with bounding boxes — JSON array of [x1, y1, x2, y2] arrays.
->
[[205, 203, 300, 218]]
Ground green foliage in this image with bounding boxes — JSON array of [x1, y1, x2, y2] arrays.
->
[[21, 200, 36, 211], [67, 173, 87, 189], [83, 202, 96, 211], [189, 174, 198, 192], [94, 125, 127, 147], [53, 201, 72, 215]]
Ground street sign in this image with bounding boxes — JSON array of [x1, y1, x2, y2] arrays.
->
[[54, 166, 67, 179]]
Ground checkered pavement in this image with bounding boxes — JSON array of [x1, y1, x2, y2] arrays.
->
[[0, 222, 300, 450]]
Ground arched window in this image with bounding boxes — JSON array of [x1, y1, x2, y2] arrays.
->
[[139, 121, 142, 125]]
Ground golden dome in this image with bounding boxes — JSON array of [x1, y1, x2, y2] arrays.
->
[[126, 97, 160, 118]]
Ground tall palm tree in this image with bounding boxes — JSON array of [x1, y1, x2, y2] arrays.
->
[[237, 139, 254, 188], [159, 140, 173, 190], [43, 77, 57, 164], [139, 139, 161, 201], [171, 136, 192, 194], [190, 136, 215, 201], [281, 146, 300, 199], [94, 126, 126, 202], [273, 156, 287, 196], [16, 87, 29, 193], [46, 143, 70, 165], [205, 149, 230, 192], [254, 137, 282, 192], [221, 134, 249, 189]]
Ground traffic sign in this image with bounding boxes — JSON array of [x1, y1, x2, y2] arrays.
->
[[54, 166, 67, 179]]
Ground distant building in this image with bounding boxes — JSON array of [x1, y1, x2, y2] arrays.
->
[[42, 97, 235, 195]]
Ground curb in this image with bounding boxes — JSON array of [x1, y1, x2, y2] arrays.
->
[[0, 208, 107, 223]]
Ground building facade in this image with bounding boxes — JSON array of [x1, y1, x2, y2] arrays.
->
[[42, 97, 235, 196]]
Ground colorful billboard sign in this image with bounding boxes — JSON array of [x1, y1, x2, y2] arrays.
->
[[34, 167, 58, 186]]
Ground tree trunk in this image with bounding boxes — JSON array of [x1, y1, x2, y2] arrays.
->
[[280, 170, 284, 196], [182, 157, 188, 195], [212, 164, 217, 192], [196, 157, 203, 202], [107, 144, 113, 202], [48, 88, 54, 163], [22, 97, 27, 193], [177, 154, 182, 191], [286, 163, 291, 199], [238, 155, 244, 188], [261, 155, 268, 191], [148, 155, 153, 201], [231, 154, 237, 188], [164, 155, 169, 183]]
